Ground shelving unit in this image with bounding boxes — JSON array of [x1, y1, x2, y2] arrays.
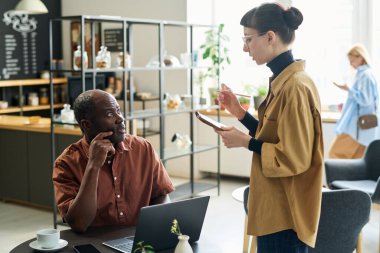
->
[[49, 15, 222, 227], [0, 104, 65, 114], [0, 77, 67, 115]]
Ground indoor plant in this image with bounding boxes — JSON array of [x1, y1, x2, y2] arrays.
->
[[199, 24, 231, 105], [239, 83, 254, 110], [200, 23, 231, 80], [239, 96, 251, 110]]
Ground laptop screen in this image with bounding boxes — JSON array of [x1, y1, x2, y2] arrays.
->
[[103, 196, 210, 252], [133, 196, 209, 250]]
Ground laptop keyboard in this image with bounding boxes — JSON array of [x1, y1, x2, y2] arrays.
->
[[103, 237, 134, 253], [114, 240, 133, 252]]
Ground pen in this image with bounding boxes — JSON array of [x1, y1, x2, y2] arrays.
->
[[217, 90, 251, 98]]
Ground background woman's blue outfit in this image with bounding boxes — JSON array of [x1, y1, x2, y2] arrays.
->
[[335, 64, 379, 146]]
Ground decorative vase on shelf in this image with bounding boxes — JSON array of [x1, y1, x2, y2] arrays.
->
[[174, 235, 193, 253]]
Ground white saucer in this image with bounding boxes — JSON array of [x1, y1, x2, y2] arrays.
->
[[29, 239, 68, 252]]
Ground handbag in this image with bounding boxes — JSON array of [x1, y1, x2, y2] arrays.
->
[[358, 114, 378, 129]]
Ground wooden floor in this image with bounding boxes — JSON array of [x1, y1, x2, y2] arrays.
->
[[0, 177, 379, 253]]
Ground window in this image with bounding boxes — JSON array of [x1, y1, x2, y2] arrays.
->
[[207, 0, 380, 107], [214, 0, 274, 93], [292, 0, 354, 105], [372, 0, 380, 80]]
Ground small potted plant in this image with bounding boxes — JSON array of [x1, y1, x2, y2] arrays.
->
[[199, 24, 231, 105], [239, 83, 254, 110], [239, 96, 251, 110], [171, 219, 193, 253], [133, 241, 155, 253]]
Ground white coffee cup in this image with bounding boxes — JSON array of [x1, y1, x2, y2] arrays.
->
[[36, 229, 60, 249]]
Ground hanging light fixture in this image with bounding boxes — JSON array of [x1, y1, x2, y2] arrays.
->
[[15, 0, 48, 14]]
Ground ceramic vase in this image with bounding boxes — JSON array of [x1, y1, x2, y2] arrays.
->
[[174, 235, 193, 253]]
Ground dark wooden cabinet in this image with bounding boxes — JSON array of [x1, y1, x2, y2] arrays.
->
[[0, 130, 29, 201], [56, 134, 81, 156], [0, 128, 81, 207], [27, 132, 53, 206]]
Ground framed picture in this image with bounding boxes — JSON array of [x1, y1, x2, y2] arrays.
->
[[71, 21, 102, 68]]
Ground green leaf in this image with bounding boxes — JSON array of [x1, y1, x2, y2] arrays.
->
[[204, 47, 211, 57], [198, 23, 230, 80]]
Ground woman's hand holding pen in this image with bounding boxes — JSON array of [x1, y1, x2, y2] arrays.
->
[[218, 83, 247, 120], [215, 126, 251, 149]]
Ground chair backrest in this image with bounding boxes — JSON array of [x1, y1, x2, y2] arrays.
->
[[310, 189, 371, 253], [365, 139, 380, 180], [243, 186, 249, 214]]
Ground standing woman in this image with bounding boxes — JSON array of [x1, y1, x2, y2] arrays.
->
[[329, 44, 379, 159], [216, 3, 323, 252]]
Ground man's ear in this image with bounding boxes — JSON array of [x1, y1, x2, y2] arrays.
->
[[80, 119, 91, 133]]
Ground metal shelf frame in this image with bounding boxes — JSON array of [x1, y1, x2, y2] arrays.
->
[[49, 15, 221, 228]]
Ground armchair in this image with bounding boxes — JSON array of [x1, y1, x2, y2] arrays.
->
[[325, 139, 380, 204]]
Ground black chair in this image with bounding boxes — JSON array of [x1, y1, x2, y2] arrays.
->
[[325, 139, 380, 204], [243, 188, 370, 253], [310, 189, 371, 253]]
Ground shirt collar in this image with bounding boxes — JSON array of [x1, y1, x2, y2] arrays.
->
[[357, 64, 369, 72], [270, 60, 306, 97]]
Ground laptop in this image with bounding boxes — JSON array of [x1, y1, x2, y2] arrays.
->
[[103, 196, 210, 253]]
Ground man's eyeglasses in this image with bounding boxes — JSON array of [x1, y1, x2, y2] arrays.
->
[[242, 33, 266, 45]]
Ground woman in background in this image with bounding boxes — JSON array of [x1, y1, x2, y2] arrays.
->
[[329, 43, 379, 159], [216, 2, 323, 253]]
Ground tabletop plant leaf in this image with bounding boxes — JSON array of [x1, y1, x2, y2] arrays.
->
[[133, 241, 155, 253]]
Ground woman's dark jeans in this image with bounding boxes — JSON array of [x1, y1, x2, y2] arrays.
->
[[257, 229, 310, 253]]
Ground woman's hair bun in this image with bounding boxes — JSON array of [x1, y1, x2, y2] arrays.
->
[[283, 7, 303, 30]]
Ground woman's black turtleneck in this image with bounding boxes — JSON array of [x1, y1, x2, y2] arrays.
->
[[266, 50, 295, 81], [239, 50, 295, 154]]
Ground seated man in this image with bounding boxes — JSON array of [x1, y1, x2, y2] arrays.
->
[[53, 89, 174, 232]]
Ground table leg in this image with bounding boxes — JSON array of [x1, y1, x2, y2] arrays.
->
[[249, 235, 257, 253], [243, 215, 257, 253], [243, 216, 249, 253]]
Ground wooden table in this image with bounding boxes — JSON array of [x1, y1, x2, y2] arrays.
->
[[10, 225, 220, 253]]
